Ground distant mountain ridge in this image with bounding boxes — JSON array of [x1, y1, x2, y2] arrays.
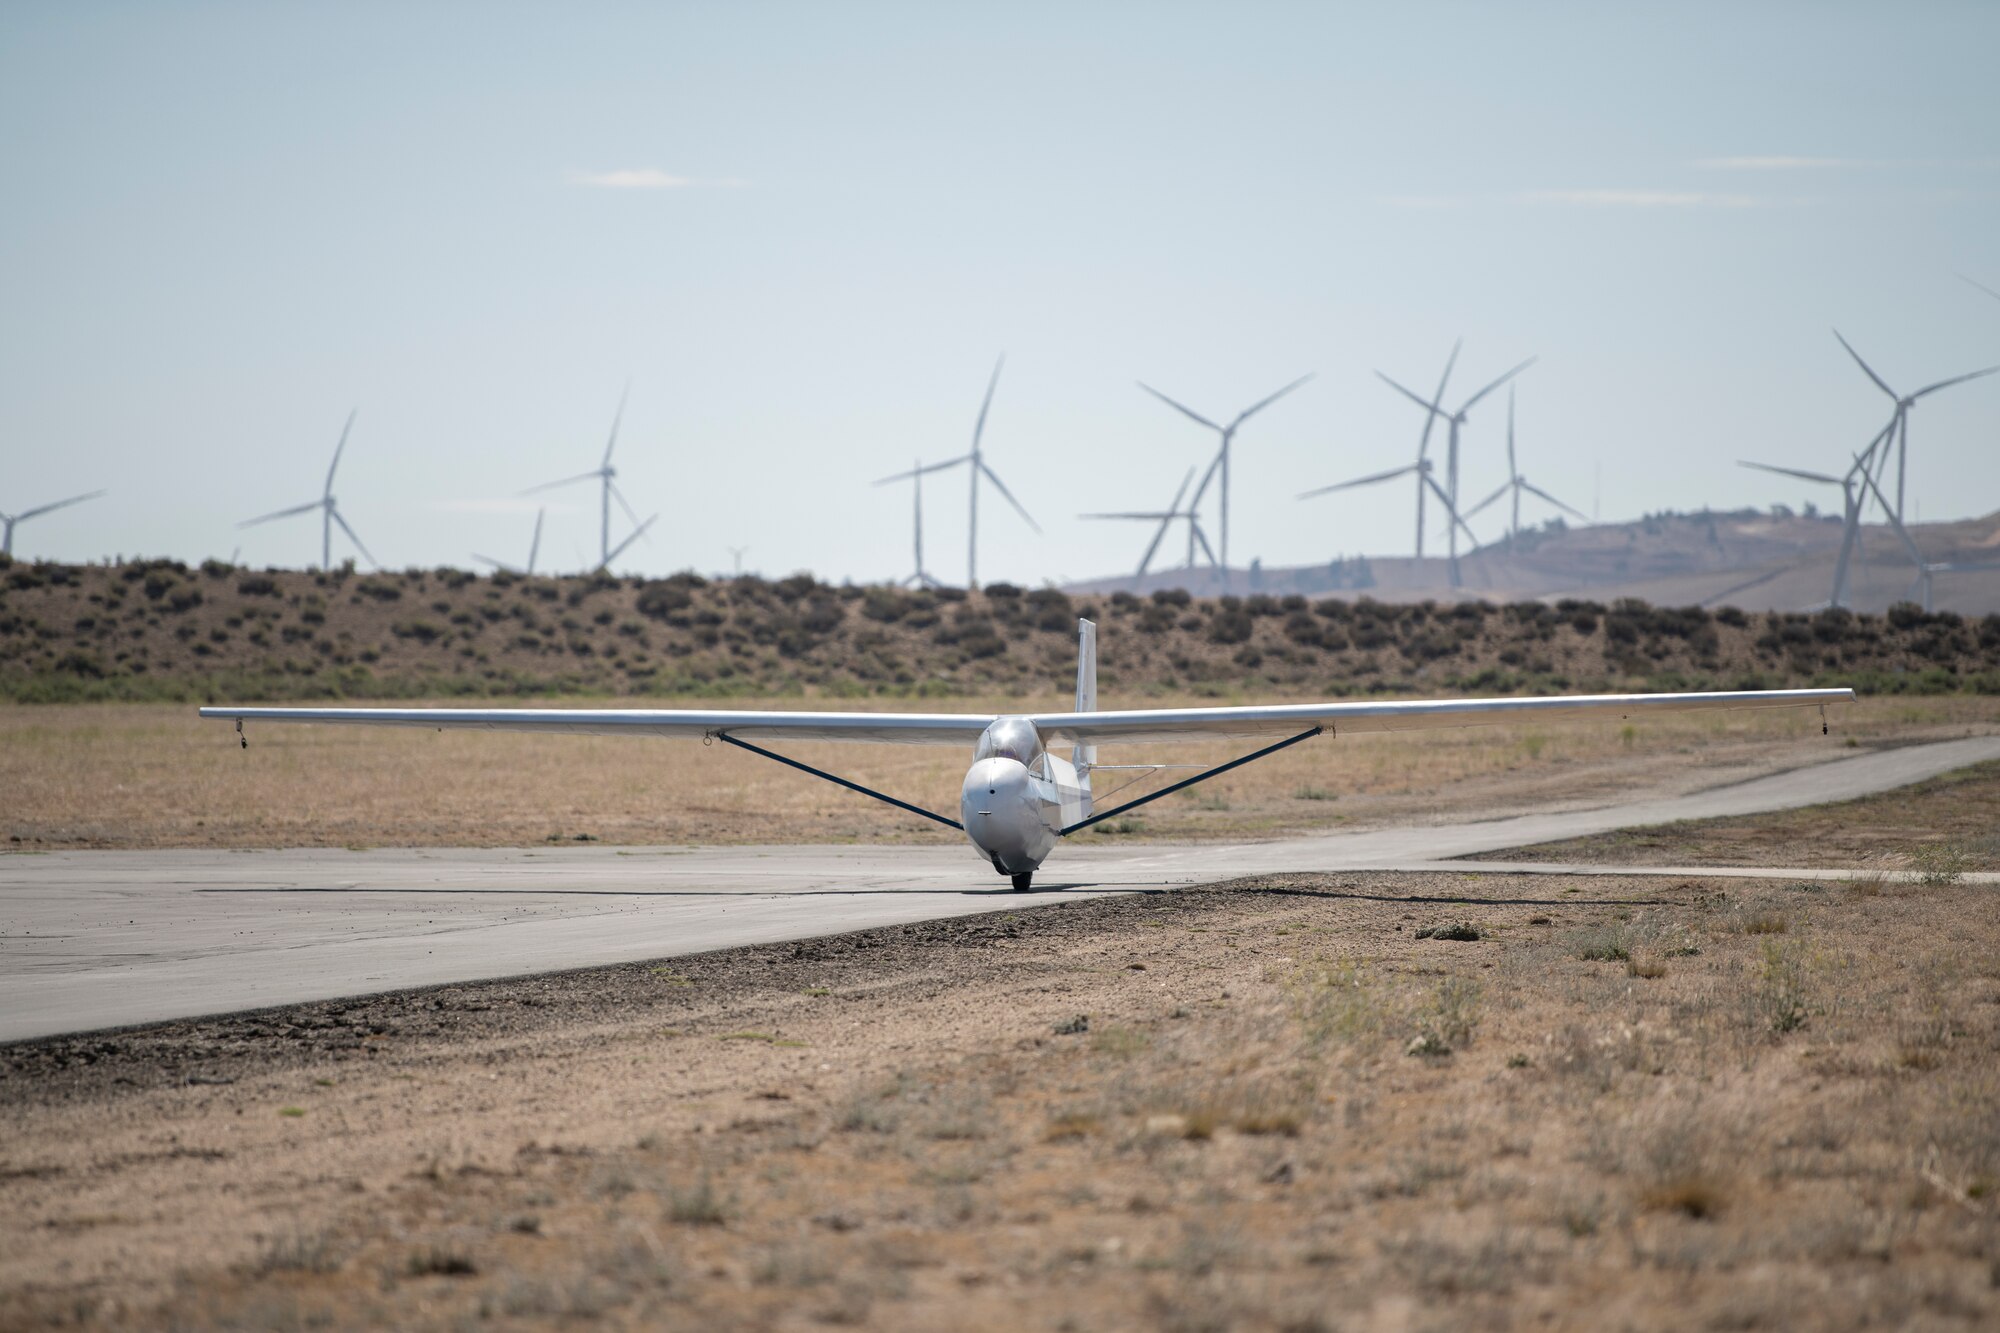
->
[[1067, 509, 2000, 616]]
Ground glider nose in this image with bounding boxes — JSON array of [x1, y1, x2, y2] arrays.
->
[[960, 757, 1046, 875]]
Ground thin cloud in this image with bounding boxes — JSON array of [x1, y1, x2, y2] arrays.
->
[[1695, 156, 1849, 170], [1375, 193, 1468, 210], [1519, 189, 1764, 209], [568, 168, 745, 189]]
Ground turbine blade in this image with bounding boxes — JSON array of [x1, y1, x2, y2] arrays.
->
[[1462, 481, 1510, 520], [324, 409, 356, 498], [874, 456, 969, 485], [971, 355, 1005, 453], [1458, 356, 1537, 414], [528, 510, 544, 574], [1506, 385, 1517, 478], [603, 382, 630, 468], [520, 469, 603, 496], [1430, 340, 1461, 410], [1136, 382, 1222, 433], [978, 462, 1041, 533], [1832, 329, 1897, 400], [14, 489, 108, 522], [1424, 473, 1480, 544], [602, 514, 658, 566], [1909, 364, 2000, 399], [1376, 371, 1444, 417], [1229, 373, 1315, 428], [471, 554, 514, 573], [1962, 273, 2000, 304], [1188, 450, 1224, 509], [1137, 508, 1173, 576], [1297, 462, 1418, 499], [1738, 460, 1843, 486], [1192, 522, 1219, 569], [330, 508, 376, 567], [237, 499, 323, 528], [1519, 480, 1588, 520], [608, 479, 644, 530], [1166, 465, 1195, 514]]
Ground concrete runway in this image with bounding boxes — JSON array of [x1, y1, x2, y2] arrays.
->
[[4, 735, 1997, 1043]]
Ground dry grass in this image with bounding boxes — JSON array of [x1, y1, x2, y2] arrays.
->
[[4, 694, 1991, 850]]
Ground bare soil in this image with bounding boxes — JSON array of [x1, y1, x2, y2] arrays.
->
[[5, 778, 2000, 1330]]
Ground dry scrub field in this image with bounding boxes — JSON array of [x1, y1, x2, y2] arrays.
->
[[5, 767, 2000, 1330], [5, 694, 1998, 852]]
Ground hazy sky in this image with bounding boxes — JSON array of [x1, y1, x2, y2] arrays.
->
[[3, 1, 1997, 585]]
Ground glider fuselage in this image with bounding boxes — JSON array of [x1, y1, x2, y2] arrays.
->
[[960, 716, 1091, 877]]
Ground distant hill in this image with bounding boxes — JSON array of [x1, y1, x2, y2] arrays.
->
[[1069, 509, 2000, 616], [2, 556, 1996, 703]]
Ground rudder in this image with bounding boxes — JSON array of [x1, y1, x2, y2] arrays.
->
[[1074, 618, 1097, 784]]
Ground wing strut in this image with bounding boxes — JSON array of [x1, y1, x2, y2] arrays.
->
[[1060, 726, 1323, 836], [713, 732, 964, 830]]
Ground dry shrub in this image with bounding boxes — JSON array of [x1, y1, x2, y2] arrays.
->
[[1746, 938, 1814, 1037], [1288, 957, 1386, 1050], [1910, 842, 1973, 886]]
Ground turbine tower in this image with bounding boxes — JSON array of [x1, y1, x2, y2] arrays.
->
[[472, 509, 545, 576], [1, 488, 107, 558], [238, 410, 374, 570], [1079, 466, 1218, 585], [873, 456, 953, 588], [522, 386, 649, 570], [1461, 388, 1586, 549], [1136, 373, 1312, 585], [1832, 330, 1998, 524], [1374, 352, 1536, 586]]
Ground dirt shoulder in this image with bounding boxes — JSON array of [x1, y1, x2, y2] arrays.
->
[[1467, 758, 2000, 873], [6, 853, 2000, 1329]]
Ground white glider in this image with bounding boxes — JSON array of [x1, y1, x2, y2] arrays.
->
[[202, 619, 1851, 891]]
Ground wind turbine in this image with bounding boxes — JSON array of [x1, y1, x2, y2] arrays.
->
[[873, 456, 953, 588], [1297, 457, 1479, 569], [238, 410, 374, 570], [1374, 352, 1536, 587], [1079, 466, 1218, 585], [1461, 387, 1586, 549], [727, 546, 749, 578], [472, 509, 545, 576], [1, 488, 107, 558], [522, 386, 649, 570], [1137, 372, 1312, 585], [877, 356, 1039, 589], [1832, 330, 1999, 524], [1738, 457, 1866, 608]]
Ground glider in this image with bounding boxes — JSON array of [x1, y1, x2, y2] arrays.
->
[[202, 619, 1851, 891]]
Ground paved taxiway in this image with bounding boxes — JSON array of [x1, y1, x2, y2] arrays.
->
[[4, 735, 1997, 1042]]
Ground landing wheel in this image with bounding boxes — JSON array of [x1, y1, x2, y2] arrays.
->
[[1011, 871, 1033, 893]]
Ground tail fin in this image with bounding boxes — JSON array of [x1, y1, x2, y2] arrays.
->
[[1074, 618, 1097, 781]]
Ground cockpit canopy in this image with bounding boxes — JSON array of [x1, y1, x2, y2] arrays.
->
[[973, 715, 1044, 767]]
